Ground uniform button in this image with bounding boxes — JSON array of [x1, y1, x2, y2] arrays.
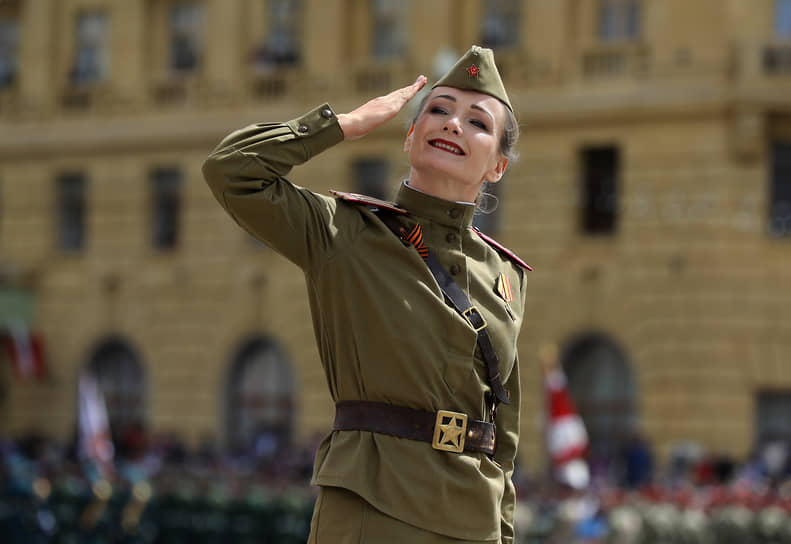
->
[[450, 264, 461, 275], [448, 208, 461, 219], [321, 108, 333, 119], [298, 124, 309, 133], [446, 233, 456, 244]]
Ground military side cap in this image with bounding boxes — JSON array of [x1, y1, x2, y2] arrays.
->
[[432, 45, 512, 112]]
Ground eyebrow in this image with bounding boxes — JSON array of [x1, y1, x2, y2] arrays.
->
[[432, 94, 494, 122]]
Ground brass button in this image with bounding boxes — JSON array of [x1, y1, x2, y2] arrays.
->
[[450, 264, 461, 275], [446, 233, 456, 244], [298, 124, 309, 133], [448, 208, 461, 219], [321, 108, 333, 119]]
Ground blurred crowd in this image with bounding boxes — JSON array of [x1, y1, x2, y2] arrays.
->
[[2, 429, 791, 543], [1, 429, 320, 543], [514, 438, 791, 543]]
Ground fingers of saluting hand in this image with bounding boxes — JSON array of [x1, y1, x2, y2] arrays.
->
[[338, 75, 427, 141], [393, 74, 428, 108]]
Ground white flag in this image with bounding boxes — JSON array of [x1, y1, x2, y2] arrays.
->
[[78, 374, 114, 474]]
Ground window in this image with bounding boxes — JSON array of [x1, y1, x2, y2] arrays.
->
[[57, 172, 86, 251], [580, 146, 619, 235], [756, 391, 791, 446], [0, 18, 19, 89], [169, 2, 204, 73], [480, 0, 521, 49], [562, 334, 637, 475], [371, 0, 407, 59], [226, 338, 295, 454], [151, 167, 182, 249], [253, 0, 301, 73], [85, 338, 146, 444], [70, 11, 109, 85], [473, 180, 503, 236], [770, 141, 791, 237], [353, 157, 389, 200], [598, 0, 640, 42], [776, 0, 791, 39]]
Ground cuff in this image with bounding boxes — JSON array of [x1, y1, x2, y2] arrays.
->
[[287, 103, 345, 158]]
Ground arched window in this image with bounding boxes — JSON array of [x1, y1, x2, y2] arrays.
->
[[561, 333, 637, 470], [84, 338, 147, 443], [226, 337, 295, 455]]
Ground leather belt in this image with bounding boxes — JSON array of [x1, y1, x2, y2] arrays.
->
[[333, 400, 496, 456]]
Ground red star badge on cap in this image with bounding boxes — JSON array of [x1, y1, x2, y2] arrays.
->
[[467, 64, 480, 78]]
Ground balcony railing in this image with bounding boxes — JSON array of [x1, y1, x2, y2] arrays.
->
[[351, 60, 411, 95], [0, 87, 18, 117], [763, 44, 791, 75], [582, 43, 651, 79], [250, 69, 304, 100], [61, 87, 94, 110], [489, 49, 532, 86], [150, 72, 196, 106], [60, 84, 116, 112]]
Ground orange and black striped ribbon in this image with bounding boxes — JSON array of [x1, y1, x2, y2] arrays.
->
[[403, 223, 429, 260]]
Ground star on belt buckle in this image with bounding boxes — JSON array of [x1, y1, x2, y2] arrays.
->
[[432, 410, 468, 453]]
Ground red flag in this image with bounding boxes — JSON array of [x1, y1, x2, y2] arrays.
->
[[542, 345, 590, 489], [1, 322, 47, 380]]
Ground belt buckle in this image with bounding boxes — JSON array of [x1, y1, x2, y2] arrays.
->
[[432, 410, 468, 453], [461, 306, 487, 332]]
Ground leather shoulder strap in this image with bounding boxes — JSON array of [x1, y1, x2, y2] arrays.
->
[[372, 210, 510, 406], [472, 227, 533, 271]]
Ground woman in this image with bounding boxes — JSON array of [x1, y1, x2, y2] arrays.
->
[[203, 46, 530, 543]]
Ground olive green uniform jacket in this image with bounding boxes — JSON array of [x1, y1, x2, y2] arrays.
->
[[202, 104, 528, 543]]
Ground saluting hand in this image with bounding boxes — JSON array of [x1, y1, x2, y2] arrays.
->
[[337, 75, 427, 141]]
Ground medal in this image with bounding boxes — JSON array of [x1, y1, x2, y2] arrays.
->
[[495, 273, 516, 320]]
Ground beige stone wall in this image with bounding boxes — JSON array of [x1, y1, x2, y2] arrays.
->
[[1, 0, 790, 470]]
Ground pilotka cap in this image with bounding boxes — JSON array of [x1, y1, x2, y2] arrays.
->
[[432, 45, 513, 112]]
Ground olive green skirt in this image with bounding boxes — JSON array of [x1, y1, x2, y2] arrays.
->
[[307, 486, 500, 544]]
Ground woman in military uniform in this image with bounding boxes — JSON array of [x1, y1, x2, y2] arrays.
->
[[203, 46, 530, 543]]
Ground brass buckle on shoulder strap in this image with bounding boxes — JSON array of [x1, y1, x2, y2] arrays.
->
[[432, 410, 468, 453], [461, 306, 487, 332]]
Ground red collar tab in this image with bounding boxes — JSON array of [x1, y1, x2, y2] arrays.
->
[[467, 64, 480, 78], [330, 190, 408, 215], [472, 227, 533, 271]]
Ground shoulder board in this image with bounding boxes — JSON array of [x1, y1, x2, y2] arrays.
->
[[472, 227, 533, 271], [329, 190, 408, 215]]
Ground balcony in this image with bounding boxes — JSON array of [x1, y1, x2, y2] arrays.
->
[[0, 86, 18, 117], [351, 60, 411, 95], [763, 44, 791, 75], [150, 72, 197, 106], [60, 84, 116, 112], [489, 49, 533, 86], [582, 43, 651, 79], [250, 69, 303, 100]]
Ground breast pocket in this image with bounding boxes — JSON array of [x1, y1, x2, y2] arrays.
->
[[441, 311, 479, 394]]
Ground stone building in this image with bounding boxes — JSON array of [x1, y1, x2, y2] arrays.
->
[[1, 0, 790, 474]]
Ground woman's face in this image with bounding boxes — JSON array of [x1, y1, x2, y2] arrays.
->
[[404, 86, 508, 202]]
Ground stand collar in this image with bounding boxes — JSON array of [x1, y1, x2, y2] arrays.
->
[[394, 181, 476, 229]]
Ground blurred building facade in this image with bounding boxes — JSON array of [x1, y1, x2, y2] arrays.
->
[[0, 0, 790, 474]]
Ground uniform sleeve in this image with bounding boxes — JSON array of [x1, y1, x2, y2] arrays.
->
[[495, 266, 528, 544], [201, 103, 346, 269], [494, 355, 520, 544]]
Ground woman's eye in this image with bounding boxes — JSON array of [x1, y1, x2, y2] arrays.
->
[[471, 119, 488, 131], [429, 106, 447, 115]]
